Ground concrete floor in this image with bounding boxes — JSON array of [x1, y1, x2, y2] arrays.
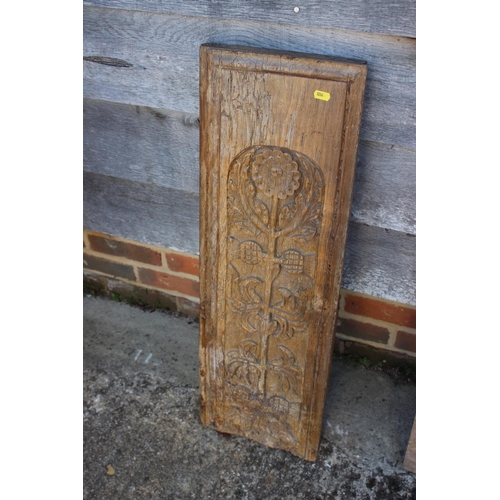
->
[[83, 296, 416, 499]]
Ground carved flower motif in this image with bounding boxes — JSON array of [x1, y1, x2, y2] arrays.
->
[[251, 149, 300, 199]]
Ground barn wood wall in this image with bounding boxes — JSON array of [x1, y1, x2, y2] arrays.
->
[[83, 1, 416, 305]]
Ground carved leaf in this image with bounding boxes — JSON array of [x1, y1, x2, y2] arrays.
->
[[289, 197, 323, 241], [269, 346, 301, 395], [289, 321, 308, 339], [234, 220, 259, 236], [227, 359, 244, 380], [252, 198, 270, 225], [278, 345, 297, 367], [228, 195, 244, 217], [277, 287, 298, 312], [246, 364, 261, 387], [290, 225, 317, 241], [228, 177, 238, 192], [227, 296, 244, 313], [278, 202, 297, 228], [238, 339, 259, 362], [241, 310, 260, 332], [244, 179, 256, 201], [309, 200, 323, 219], [227, 339, 261, 388], [272, 315, 287, 337], [239, 277, 263, 303]]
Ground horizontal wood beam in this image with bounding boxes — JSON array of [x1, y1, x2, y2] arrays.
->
[[84, 99, 200, 194], [83, 7, 415, 147], [83, 172, 200, 254], [83, 0, 416, 38], [83, 172, 415, 304], [84, 98, 415, 234]]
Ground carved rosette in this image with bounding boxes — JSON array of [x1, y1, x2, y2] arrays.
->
[[224, 145, 324, 445], [251, 149, 300, 199]]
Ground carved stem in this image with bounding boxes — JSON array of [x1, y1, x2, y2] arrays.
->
[[258, 194, 280, 395], [237, 164, 269, 235]]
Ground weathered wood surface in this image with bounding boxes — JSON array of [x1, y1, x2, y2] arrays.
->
[[83, 99, 200, 194], [403, 419, 416, 473], [83, 172, 200, 253], [83, 0, 416, 38], [83, 172, 415, 305], [343, 223, 416, 306], [352, 141, 415, 234], [83, 98, 415, 234], [83, 7, 415, 147], [199, 44, 367, 460]]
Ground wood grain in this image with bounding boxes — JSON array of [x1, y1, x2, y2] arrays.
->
[[83, 98, 415, 235], [403, 418, 416, 473], [199, 44, 367, 461], [83, 172, 200, 253], [343, 223, 416, 306], [83, 7, 415, 147], [83, 172, 415, 305], [83, 0, 416, 38], [352, 141, 415, 234], [83, 98, 200, 193]]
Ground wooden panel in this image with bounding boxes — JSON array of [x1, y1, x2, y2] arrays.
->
[[84, 99, 415, 234], [83, 173, 416, 305], [403, 419, 416, 473], [83, 0, 416, 38], [83, 7, 415, 147], [199, 45, 367, 461]]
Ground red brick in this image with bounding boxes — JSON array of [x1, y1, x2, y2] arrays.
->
[[177, 297, 200, 317], [138, 268, 200, 298], [343, 293, 416, 329], [336, 318, 390, 345], [165, 252, 199, 276], [83, 253, 136, 281], [394, 331, 416, 353], [88, 234, 162, 266]]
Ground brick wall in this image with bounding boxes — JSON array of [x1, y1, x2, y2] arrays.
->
[[84, 230, 415, 359]]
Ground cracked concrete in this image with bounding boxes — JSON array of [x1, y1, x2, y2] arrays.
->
[[83, 296, 415, 499]]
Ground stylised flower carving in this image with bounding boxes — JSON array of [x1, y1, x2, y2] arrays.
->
[[251, 149, 300, 199]]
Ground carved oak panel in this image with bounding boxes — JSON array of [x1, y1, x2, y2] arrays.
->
[[199, 44, 367, 461]]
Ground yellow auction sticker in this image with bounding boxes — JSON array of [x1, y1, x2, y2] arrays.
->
[[314, 90, 331, 101]]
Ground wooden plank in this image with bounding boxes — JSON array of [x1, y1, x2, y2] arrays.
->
[[343, 222, 416, 305], [83, 0, 416, 38], [199, 44, 367, 461], [84, 98, 415, 234], [83, 7, 415, 147], [83, 98, 200, 193], [352, 141, 415, 234], [82, 173, 416, 305], [403, 419, 416, 473], [83, 172, 200, 253]]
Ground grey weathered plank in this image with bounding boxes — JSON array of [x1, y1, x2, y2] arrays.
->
[[352, 141, 415, 234], [84, 99, 415, 234], [83, 172, 415, 304], [342, 223, 415, 305], [83, 172, 200, 253], [84, 98, 200, 193], [83, 7, 415, 147], [83, 0, 416, 38]]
